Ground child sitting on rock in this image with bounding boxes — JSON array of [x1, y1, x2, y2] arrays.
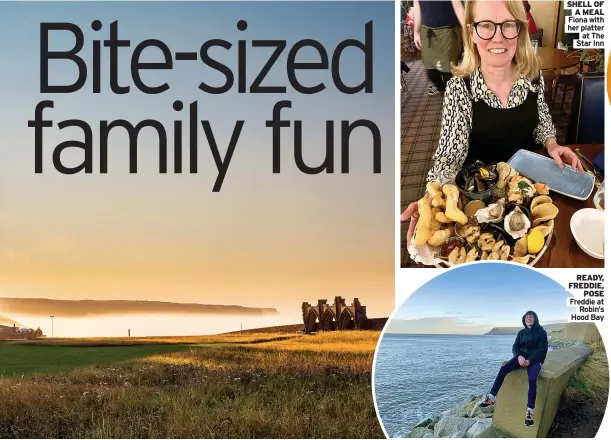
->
[[478, 310, 548, 427]]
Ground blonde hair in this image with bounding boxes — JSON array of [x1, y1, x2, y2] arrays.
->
[[452, 0, 540, 80]]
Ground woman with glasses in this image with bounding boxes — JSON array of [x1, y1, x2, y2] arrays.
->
[[402, 0, 583, 244]]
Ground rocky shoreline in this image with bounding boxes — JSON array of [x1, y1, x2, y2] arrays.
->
[[405, 338, 579, 438], [406, 393, 494, 438]]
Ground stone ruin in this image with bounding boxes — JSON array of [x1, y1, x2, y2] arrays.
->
[[301, 296, 369, 334]]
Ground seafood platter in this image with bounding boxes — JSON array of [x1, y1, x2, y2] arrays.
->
[[408, 161, 559, 267]]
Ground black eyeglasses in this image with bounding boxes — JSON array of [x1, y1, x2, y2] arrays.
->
[[473, 20, 521, 40]]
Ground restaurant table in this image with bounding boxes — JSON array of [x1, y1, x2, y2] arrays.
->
[[533, 143, 604, 268], [537, 47, 582, 71]]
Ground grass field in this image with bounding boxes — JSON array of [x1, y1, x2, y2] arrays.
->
[[0, 343, 190, 376], [0, 330, 383, 438], [549, 341, 609, 438]]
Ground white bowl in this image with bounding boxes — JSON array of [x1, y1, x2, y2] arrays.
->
[[570, 208, 605, 259]]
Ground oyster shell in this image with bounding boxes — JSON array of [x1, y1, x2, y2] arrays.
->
[[531, 203, 559, 227], [474, 198, 506, 224], [531, 219, 554, 237], [504, 206, 531, 239], [531, 195, 553, 210]]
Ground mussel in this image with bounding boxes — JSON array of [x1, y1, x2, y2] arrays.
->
[[456, 161, 499, 193], [465, 160, 498, 175], [481, 223, 516, 246]]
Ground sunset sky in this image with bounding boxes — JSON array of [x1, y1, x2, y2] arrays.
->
[[0, 1, 395, 334]]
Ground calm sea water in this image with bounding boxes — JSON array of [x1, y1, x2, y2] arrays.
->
[[373, 334, 516, 438]]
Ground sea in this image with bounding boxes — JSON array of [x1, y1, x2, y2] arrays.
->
[[373, 334, 517, 438]]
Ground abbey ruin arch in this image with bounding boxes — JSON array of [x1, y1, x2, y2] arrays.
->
[[304, 308, 320, 334], [338, 308, 355, 330], [301, 296, 368, 334]]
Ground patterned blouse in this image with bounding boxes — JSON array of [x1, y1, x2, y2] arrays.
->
[[426, 68, 557, 184]]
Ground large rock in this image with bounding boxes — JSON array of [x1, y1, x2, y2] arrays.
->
[[428, 415, 441, 429], [470, 403, 494, 418], [434, 416, 477, 437], [475, 412, 493, 419], [413, 418, 433, 428], [406, 427, 434, 438], [442, 396, 481, 418], [466, 419, 493, 437]]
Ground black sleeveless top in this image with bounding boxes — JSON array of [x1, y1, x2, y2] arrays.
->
[[464, 76, 540, 165], [419, 0, 460, 29]]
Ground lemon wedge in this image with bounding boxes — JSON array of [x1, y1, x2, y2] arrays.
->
[[527, 229, 545, 254]]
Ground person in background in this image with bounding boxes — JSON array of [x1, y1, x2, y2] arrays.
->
[[478, 311, 548, 427], [523, 1, 538, 34], [406, 5, 415, 29], [402, 2, 418, 75], [413, 0, 465, 96]]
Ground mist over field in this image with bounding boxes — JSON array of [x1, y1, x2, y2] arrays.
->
[[9, 312, 297, 338]]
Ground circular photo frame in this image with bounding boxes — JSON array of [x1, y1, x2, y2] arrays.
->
[[373, 262, 606, 439]]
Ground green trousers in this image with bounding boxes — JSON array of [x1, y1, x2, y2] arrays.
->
[[420, 25, 463, 72]]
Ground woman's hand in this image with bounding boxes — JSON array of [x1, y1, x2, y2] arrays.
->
[[546, 140, 585, 174], [401, 201, 420, 246], [518, 355, 527, 367]]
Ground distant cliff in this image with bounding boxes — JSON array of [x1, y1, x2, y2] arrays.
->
[[0, 315, 24, 327], [485, 322, 567, 335], [0, 298, 280, 317]]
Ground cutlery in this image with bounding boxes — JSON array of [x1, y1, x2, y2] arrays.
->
[[576, 149, 603, 177], [575, 150, 603, 188]]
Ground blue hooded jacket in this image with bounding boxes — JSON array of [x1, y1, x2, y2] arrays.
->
[[512, 310, 548, 364]]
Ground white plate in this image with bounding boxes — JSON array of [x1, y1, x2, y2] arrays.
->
[[570, 208, 605, 259]]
